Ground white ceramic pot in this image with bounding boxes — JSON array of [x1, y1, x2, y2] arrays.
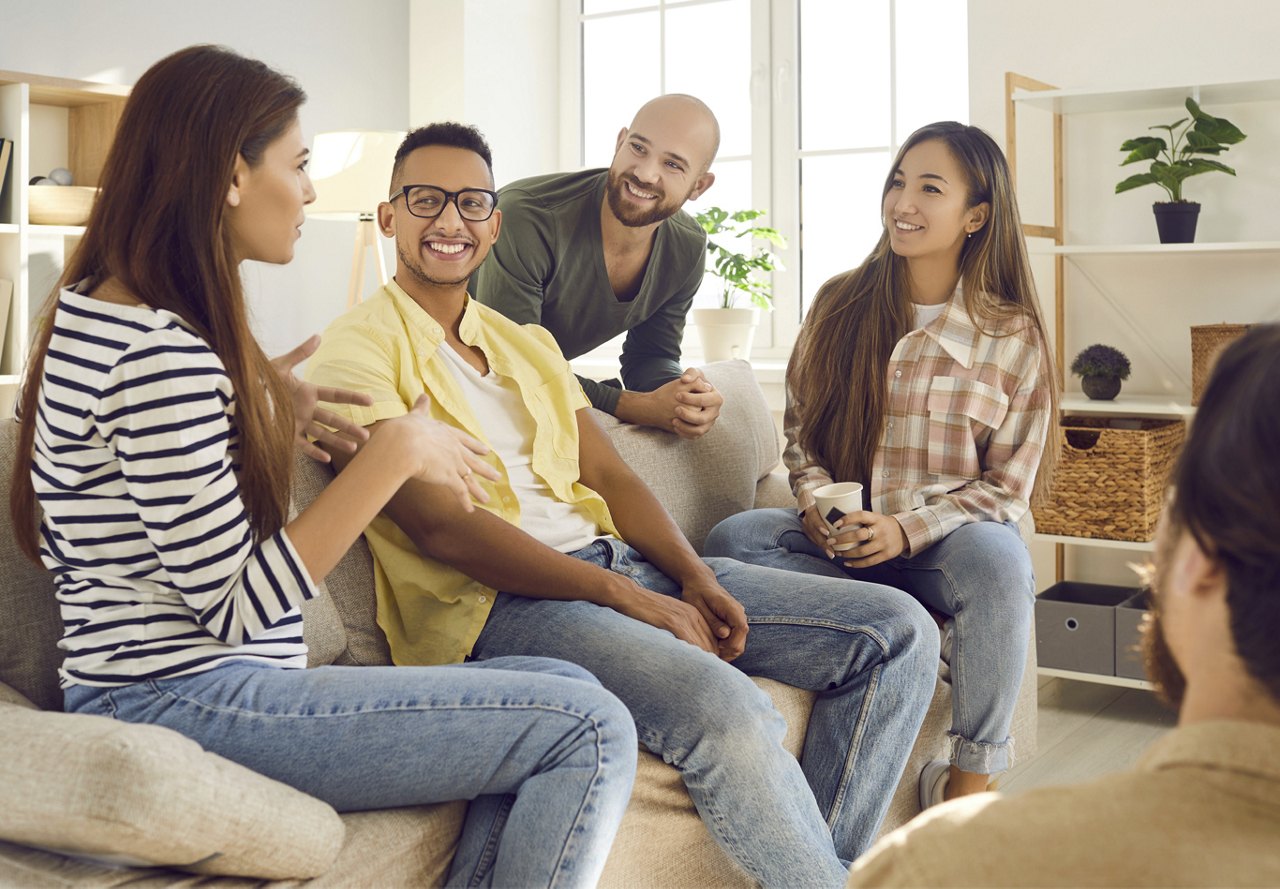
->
[[692, 307, 760, 362]]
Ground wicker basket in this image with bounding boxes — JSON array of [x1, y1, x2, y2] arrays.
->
[[1191, 323, 1250, 405], [1036, 417, 1186, 542]]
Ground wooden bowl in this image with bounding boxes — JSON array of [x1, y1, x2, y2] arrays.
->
[[29, 185, 98, 226]]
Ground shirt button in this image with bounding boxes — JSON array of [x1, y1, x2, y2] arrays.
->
[[887, 420, 895, 429], [894, 370, 903, 378], [478, 595, 487, 604], [882, 470, 890, 477]]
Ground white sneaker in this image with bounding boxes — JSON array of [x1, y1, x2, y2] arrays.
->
[[918, 759, 950, 810]]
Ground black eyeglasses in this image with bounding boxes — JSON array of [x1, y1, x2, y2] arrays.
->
[[389, 185, 498, 221]]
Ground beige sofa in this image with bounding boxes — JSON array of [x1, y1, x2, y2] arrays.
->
[[0, 360, 1036, 887]]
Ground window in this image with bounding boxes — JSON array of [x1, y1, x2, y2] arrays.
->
[[566, 0, 968, 358]]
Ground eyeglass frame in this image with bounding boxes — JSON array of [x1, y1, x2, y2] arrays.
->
[[387, 184, 500, 221]]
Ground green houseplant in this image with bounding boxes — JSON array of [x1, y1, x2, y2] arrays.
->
[[1071, 343, 1131, 401], [694, 207, 787, 309], [1116, 98, 1247, 244], [690, 207, 787, 361]]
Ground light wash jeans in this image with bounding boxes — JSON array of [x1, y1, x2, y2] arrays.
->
[[471, 538, 939, 887], [704, 510, 1034, 775], [64, 657, 637, 889]]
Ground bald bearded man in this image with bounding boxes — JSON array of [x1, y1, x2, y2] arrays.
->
[[472, 95, 725, 439]]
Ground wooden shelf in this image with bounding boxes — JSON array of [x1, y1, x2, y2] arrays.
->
[[1028, 241, 1280, 256], [1060, 394, 1195, 417], [1011, 78, 1280, 115], [28, 224, 86, 237], [1033, 533, 1155, 552], [1038, 667, 1154, 691]]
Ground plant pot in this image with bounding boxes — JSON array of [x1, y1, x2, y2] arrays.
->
[[692, 307, 760, 362], [1081, 374, 1122, 401], [1152, 201, 1200, 244]]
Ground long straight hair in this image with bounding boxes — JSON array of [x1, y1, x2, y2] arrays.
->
[[789, 121, 1059, 504], [11, 45, 305, 560]]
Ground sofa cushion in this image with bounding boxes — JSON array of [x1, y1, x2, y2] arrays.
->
[[0, 701, 344, 879], [291, 452, 392, 666]]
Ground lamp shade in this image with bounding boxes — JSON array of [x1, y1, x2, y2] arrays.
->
[[306, 130, 405, 219]]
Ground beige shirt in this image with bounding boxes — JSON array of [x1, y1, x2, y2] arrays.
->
[[847, 721, 1280, 887]]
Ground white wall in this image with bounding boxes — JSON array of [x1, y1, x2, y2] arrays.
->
[[408, 0, 562, 186], [968, 0, 1280, 588], [0, 0, 410, 355]]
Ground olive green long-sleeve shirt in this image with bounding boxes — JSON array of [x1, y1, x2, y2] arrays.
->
[[471, 168, 706, 415]]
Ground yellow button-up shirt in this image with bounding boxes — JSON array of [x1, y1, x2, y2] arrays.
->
[[306, 281, 618, 666]]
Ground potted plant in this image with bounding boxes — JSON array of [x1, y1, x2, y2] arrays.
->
[[691, 206, 787, 361], [1116, 98, 1246, 244], [1070, 343, 1131, 401]]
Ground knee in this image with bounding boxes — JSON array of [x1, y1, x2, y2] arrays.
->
[[578, 685, 639, 752], [521, 656, 603, 686], [703, 508, 788, 559], [952, 524, 1036, 606], [655, 666, 786, 764]]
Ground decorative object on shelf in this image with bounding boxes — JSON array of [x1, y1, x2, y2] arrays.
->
[[1116, 98, 1247, 244], [1036, 416, 1185, 543], [1069, 343, 1131, 400], [28, 185, 98, 226], [1190, 322, 1252, 405], [307, 130, 404, 307], [690, 206, 787, 361]]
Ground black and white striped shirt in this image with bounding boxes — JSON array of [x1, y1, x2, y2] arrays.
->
[[33, 289, 318, 687]]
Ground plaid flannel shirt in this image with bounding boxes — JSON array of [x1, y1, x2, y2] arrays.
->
[[784, 290, 1051, 556]]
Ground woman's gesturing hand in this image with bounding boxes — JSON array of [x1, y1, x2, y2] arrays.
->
[[271, 335, 375, 463], [392, 395, 501, 512]]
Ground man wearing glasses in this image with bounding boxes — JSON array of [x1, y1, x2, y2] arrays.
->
[[307, 122, 939, 885], [470, 95, 725, 440]]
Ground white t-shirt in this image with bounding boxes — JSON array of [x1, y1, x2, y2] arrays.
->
[[912, 300, 949, 330], [438, 342, 602, 553]]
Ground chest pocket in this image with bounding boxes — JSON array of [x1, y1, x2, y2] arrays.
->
[[925, 376, 1009, 479]]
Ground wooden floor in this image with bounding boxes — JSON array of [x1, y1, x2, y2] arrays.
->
[[1001, 674, 1178, 795]]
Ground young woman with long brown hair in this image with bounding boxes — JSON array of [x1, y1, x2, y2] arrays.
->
[[9, 45, 636, 887], [706, 121, 1057, 806]]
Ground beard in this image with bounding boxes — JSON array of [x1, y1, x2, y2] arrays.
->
[[1141, 538, 1189, 708], [396, 240, 473, 288], [605, 170, 687, 227]]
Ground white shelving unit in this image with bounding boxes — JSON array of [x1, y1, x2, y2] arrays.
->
[[1006, 72, 1279, 691], [0, 70, 128, 415]]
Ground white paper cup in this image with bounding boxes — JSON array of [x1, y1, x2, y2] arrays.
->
[[812, 482, 864, 550], [814, 480, 865, 542]]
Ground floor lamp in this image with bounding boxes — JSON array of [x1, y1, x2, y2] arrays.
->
[[307, 131, 405, 307]]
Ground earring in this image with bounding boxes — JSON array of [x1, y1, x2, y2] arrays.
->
[[967, 231, 973, 239]]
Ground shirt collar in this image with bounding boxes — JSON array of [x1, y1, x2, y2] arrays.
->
[[385, 278, 483, 351], [1138, 720, 1280, 783], [923, 283, 981, 369]]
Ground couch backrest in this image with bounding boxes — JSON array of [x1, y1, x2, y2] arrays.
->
[[590, 359, 781, 552], [0, 420, 66, 710]]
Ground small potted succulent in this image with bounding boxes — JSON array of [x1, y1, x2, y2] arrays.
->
[[1116, 98, 1247, 244], [691, 207, 787, 361], [1071, 344, 1132, 401]]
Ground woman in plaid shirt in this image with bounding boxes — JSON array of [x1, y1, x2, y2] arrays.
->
[[706, 121, 1058, 809]]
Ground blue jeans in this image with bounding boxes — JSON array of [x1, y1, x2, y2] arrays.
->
[[471, 538, 938, 886], [705, 510, 1034, 774], [64, 657, 637, 889]]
